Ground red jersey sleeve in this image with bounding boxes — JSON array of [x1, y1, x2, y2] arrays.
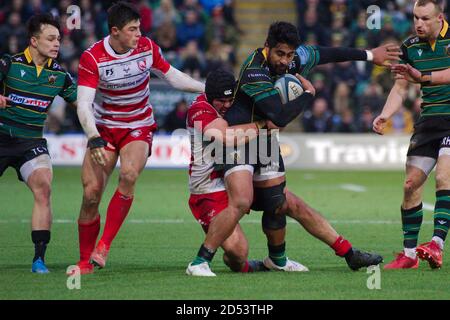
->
[[187, 102, 219, 133], [148, 38, 171, 74], [78, 51, 99, 88]]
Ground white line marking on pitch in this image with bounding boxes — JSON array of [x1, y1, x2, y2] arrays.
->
[[0, 219, 432, 225], [339, 184, 367, 193]]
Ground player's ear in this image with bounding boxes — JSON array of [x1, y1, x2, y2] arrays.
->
[[30, 36, 38, 48], [110, 26, 119, 36]]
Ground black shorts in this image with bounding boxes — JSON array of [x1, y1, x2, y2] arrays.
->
[[407, 117, 450, 158], [0, 132, 50, 181], [407, 134, 450, 159]]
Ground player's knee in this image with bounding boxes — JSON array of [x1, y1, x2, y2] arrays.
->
[[229, 196, 252, 215], [119, 169, 139, 187], [262, 210, 286, 230], [32, 180, 52, 204], [404, 178, 418, 195], [435, 171, 450, 190], [82, 184, 102, 207]]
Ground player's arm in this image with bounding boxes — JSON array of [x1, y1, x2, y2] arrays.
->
[[392, 64, 450, 85], [159, 66, 205, 93], [0, 54, 12, 108], [372, 79, 409, 135], [203, 118, 268, 147], [243, 73, 315, 127], [77, 52, 107, 166], [314, 43, 401, 67], [148, 39, 205, 93]]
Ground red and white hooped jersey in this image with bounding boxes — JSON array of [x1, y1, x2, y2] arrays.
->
[[187, 94, 225, 194], [78, 36, 170, 129]]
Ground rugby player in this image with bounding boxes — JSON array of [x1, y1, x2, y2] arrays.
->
[[72, 2, 204, 274], [0, 14, 77, 273], [374, 0, 449, 269], [187, 21, 397, 275]]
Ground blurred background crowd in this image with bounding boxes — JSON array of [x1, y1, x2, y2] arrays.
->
[[0, 0, 448, 134]]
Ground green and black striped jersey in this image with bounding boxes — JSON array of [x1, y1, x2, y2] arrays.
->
[[225, 45, 320, 125], [0, 47, 77, 138], [401, 20, 450, 118]]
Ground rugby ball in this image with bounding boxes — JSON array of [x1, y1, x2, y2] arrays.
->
[[274, 74, 304, 104]]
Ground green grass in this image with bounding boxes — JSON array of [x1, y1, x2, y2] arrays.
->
[[0, 168, 449, 300]]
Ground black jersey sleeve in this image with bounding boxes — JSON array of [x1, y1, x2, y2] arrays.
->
[[316, 46, 367, 65]]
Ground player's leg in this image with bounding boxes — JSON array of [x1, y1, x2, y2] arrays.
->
[[252, 178, 309, 272], [189, 168, 254, 273], [417, 138, 450, 268], [21, 153, 53, 274], [91, 138, 149, 268], [282, 189, 383, 271], [75, 148, 117, 273], [221, 223, 268, 273], [384, 154, 432, 269]]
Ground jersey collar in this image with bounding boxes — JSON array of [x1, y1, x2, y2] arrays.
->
[[104, 35, 133, 59], [440, 20, 449, 38], [24, 47, 53, 67]]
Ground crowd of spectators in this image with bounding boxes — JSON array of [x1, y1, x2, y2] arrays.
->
[[0, 0, 240, 133], [295, 0, 448, 134], [0, 0, 448, 134]]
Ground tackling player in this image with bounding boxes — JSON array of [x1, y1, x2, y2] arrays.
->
[[72, 2, 204, 274], [374, 0, 449, 269], [186, 69, 275, 276], [0, 14, 77, 273]]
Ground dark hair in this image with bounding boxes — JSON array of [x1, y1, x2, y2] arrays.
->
[[27, 13, 60, 39], [416, 0, 444, 12], [265, 21, 301, 49], [107, 1, 141, 31], [205, 69, 236, 103]]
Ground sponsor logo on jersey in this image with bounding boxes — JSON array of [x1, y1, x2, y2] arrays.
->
[[48, 74, 57, 84], [123, 63, 130, 74], [418, 49, 423, 57], [137, 59, 147, 71], [9, 93, 51, 109], [105, 68, 114, 77], [20, 70, 26, 77]]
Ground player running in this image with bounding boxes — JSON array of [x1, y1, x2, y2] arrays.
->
[[0, 14, 77, 273], [72, 2, 204, 274], [374, 0, 449, 269], [187, 21, 398, 275]]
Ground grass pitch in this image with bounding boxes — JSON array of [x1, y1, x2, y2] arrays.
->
[[0, 168, 448, 300]]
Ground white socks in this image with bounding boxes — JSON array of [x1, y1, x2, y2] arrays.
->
[[432, 236, 444, 250], [404, 247, 417, 259]]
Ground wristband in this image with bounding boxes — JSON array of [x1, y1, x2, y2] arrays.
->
[[421, 71, 432, 85], [365, 50, 374, 62], [87, 136, 107, 149]]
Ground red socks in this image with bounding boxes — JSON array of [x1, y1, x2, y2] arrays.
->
[[78, 215, 100, 263], [100, 189, 134, 248], [331, 235, 352, 257], [240, 260, 250, 273]]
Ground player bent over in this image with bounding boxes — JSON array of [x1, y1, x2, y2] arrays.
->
[[0, 14, 77, 273], [72, 2, 204, 274], [186, 69, 274, 276]]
